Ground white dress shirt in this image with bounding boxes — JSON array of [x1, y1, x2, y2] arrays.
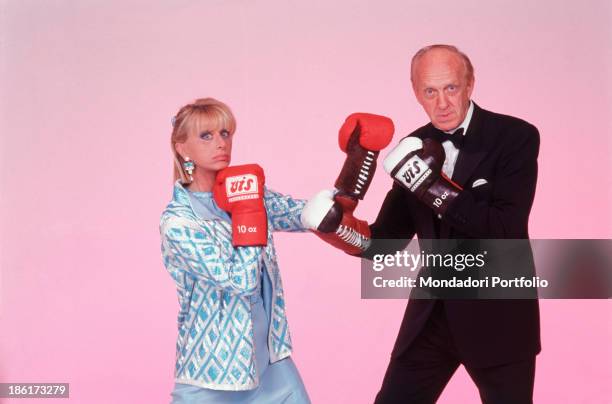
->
[[441, 100, 474, 179]]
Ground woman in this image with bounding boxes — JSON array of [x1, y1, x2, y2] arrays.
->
[[160, 98, 311, 403]]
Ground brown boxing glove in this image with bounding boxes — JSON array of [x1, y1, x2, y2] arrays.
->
[[384, 137, 463, 216], [301, 190, 371, 255]]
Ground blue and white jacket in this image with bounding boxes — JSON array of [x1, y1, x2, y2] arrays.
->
[[160, 181, 306, 391]]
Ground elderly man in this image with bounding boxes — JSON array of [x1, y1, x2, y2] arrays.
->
[[371, 45, 541, 404], [301, 44, 540, 403]]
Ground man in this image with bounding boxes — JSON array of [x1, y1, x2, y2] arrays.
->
[[371, 45, 541, 404], [301, 44, 540, 403]]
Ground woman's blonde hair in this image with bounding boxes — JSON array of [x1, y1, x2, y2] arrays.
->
[[170, 98, 236, 183]]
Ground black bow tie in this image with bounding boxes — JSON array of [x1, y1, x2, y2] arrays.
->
[[432, 127, 465, 149]]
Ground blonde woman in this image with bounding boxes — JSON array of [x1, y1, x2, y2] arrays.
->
[[160, 98, 310, 403]]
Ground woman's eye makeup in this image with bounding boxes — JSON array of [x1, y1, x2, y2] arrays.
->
[[199, 130, 231, 140]]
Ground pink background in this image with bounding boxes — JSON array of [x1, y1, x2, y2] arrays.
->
[[1, 1, 611, 403]]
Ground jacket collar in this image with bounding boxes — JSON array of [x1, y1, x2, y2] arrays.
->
[[417, 102, 487, 187], [171, 180, 225, 221], [438, 103, 488, 238], [172, 180, 192, 206], [450, 102, 487, 187]]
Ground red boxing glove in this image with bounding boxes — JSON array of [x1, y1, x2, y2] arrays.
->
[[335, 113, 395, 199], [213, 164, 268, 246]]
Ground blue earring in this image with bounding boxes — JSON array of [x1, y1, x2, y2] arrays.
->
[[183, 157, 195, 181]]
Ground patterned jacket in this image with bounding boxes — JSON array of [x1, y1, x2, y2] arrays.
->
[[160, 181, 306, 390]]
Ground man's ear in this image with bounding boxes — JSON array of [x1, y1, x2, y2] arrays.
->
[[466, 77, 475, 98]]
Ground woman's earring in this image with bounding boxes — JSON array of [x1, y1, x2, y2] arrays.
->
[[183, 157, 195, 181]]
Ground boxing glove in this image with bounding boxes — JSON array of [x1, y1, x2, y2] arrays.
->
[[213, 164, 268, 246], [383, 137, 463, 216], [335, 113, 395, 199], [301, 190, 371, 255]]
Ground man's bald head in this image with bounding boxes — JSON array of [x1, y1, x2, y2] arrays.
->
[[410, 44, 474, 84]]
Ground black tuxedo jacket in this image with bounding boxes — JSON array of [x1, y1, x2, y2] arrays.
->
[[368, 103, 541, 368]]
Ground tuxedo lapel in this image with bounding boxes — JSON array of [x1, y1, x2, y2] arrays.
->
[[450, 103, 487, 187], [414, 103, 490, 238], [441, 103, 488, 238]]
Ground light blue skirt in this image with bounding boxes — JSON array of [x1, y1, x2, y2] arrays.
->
[[170, 269, 310, 404], [170, 355, 309, 403]]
